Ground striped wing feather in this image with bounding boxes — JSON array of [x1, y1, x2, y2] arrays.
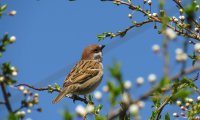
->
[[63, 60, 101, 87]]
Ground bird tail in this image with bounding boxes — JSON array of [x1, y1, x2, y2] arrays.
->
[[52, 88, 68, 104]]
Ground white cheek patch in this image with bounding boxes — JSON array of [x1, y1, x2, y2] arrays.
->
[[93, 52, 102, 59]]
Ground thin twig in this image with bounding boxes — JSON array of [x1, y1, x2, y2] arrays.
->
[[163, 38, 169, 78], [155, 97, 171, 120], [0, 82, 13, 113], [0, 101, 5, 104], [15, 84, 89, 104]]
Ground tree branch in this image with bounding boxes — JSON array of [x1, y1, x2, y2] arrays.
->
[[155, 97, 171, 120], [173, 0, 199, 26], [15, 84, 89, 104], [101, 0, 200, 40], [108, 65, 200, 120], [0, 82, 13, 113]]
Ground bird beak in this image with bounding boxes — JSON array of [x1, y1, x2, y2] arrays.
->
[[101, 45, 105, 50]]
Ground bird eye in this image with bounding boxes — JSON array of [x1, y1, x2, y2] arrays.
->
[[93, 49, 98, 53]]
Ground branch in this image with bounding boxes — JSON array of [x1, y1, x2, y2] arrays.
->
[[14, 105, 25, 113], [101, 0, 200, 40], [0, 101, 5, 104], [15, 84, 89, 104], [155, 97, 171, 120], [108, 65, 200, 120], [155, 73, 199, 120], [163, 38, 169, 78], [173, 0, 199, 26], [0, 82, 13, 113]]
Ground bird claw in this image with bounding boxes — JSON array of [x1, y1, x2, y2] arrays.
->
[[72, 95, 78, 103]]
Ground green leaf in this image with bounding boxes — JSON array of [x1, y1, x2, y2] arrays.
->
[[96, 35, 105, 41], [62, 110, 73, 120], [192, 60, 196, 66], [159, 77, 170, 88], [165, 113, 170, 120], [95, 114, 105, 120], [0, 4, 7, 12], [172, 88, 193, 101], [54, 83, 61, 90], [108, 62, 122, 81], [8, 113, 18, 120]]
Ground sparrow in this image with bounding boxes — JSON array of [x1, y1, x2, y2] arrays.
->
[[52, 44, 105, 104]]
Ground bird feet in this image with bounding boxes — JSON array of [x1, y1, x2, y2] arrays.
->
[[71, 95, 93, 104]]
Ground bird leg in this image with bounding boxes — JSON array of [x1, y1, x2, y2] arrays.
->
[[71, 95, 89, 104], [71, 94, 79, 103]]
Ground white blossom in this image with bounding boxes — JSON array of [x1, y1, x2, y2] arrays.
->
[[196, 116, 200, 119], [28, 103, 33, 108], [147, 0, 152, 5], [195, 27, 199, 32], [34, 93, 39, 97], [174, 18, 178, 22], [179, 15, 185, 21], [102, 85, 109, 92], [194, 43, 200, 53], [137, 101, 145, 109], [136, 77, 144, 85], [9, 10, 17, 16], [27, 109, 32, 114], [75, 105, 86, 116], [176, 100, 182, 106], [12, 71, 18, 76], [21, 111, 25, 117], [148, 14, 152, 17], [10, 66, 16, 71], [18, 86, 25, 91], [9, 36, 16, 43], [176, 53, 188, 62], [188, 98, 193, 103], [148, 74, 157, 83], [152, 44, 160, 53], [165, 28, 177, 40], [185, 102, 190, 107], [197, 96, 200, 101], [175, 48, 183, 55], [123, 80, 132, 89], [179, 9, 183, 13], [173, 112, 179, 117], [196, 5, 199, 10], [122, 92, 130, 104], [23, 89, 28, 95], [19, 111, 25, 117], [0, 76, 4, 82], [86, 104, 94, 113], [152, 13, 158, 17], [181, 106, 187, 111], [94, 91, 102, 100], [129, 104, 139, 114], [172, 16, 178, 23], [128, 14, 132, 18]]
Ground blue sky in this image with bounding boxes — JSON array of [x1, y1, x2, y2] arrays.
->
[[0, 0, 198, 120]]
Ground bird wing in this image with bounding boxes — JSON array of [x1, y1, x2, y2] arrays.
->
[[63, 60, 101, 87]]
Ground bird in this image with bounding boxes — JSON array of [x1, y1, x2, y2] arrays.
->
[[52, 44, 105, 104]]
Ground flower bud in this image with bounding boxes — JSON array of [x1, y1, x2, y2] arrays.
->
[[8, 10, 17, 16]]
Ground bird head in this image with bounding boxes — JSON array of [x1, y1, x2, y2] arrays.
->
[[81, 44, 105, 62]]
